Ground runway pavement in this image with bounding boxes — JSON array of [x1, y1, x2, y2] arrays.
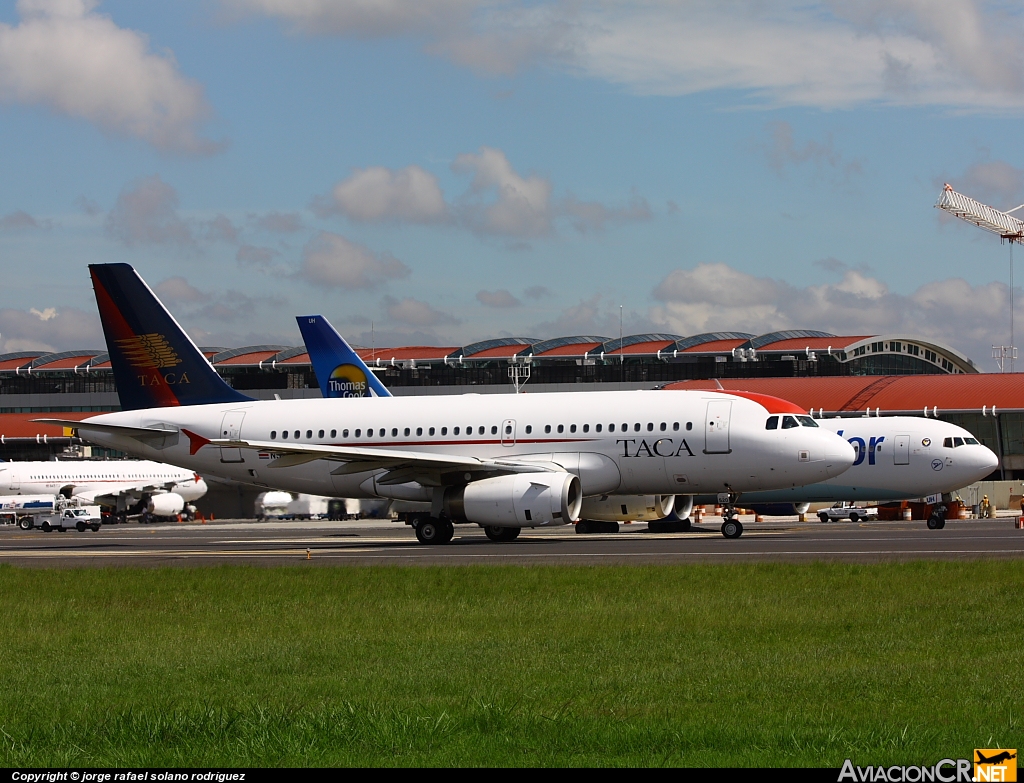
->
[[1, 515, 1023, 567]]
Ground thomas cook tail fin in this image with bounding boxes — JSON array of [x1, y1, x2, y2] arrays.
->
[[296, 315, 392, 398], [89, 264, 253, 411]]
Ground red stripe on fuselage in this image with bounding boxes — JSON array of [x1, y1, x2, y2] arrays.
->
[[713, 390, 806, 415], [91, 270, 180, 408]]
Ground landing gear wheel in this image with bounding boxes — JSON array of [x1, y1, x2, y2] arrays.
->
[[648, 518, 692, 533], [926, 514, 946, 530], [415, 518, 453, 545], [721, 518, 743, 539], [575, 520, 619, 534], [439, 519, 455, 544], [484, 526, 521, 542]]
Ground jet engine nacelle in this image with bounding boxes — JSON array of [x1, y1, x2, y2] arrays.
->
[[147, 492, 185, 517], [579, 494, 676, 522], [672, 494, 694, 520], [443, 472, 582, 528]]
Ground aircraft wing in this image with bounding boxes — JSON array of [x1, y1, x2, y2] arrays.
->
[[33, 419, 179, 446], [71, 482, 177, 505], [210, 437, 558, 486]]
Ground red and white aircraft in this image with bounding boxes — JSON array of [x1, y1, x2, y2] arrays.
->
[[42, 264, 855, 543]]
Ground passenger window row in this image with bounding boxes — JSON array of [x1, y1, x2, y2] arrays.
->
[[267, 421, 695, 440]]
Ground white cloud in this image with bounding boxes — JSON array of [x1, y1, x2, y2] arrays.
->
[[236, 244, 279, 267], [154, 276, 209, 305], [104, 174, 194, 247], [476, 289, 521, 308], [316, 148, 650, 238], [0, 304, 102, 352], [232, 1, 1024, 112], [0, 209, 46, 230], [254, 211, 304, 233], [298, 231, 410, 289], [762, 122, 861, 181], [0, 0, 220, 153], [383, 295, 460, 327], [221, 0, 480, 38], [561, 192, 652, 233], [202, 214, 238, 243], [651, 261, 1012, 369], [453, 146, 553, 237], [941, 159, 1024, 211], [317, 165, 448, 223]]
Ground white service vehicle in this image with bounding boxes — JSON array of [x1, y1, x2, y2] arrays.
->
[[817, 501, 878, 523], [36, 503, 102, 532]]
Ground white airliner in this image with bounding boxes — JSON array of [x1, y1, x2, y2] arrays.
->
[[0, 460, 208, 522], [39, 264, 857, 543], [297, 315, 996, 532], [717, 415, 997, 509]]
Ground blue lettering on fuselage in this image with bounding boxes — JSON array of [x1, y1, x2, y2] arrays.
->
[[836, 431, 886, 467], [848, 437, 866, 466], [868, 436, 885, 465]]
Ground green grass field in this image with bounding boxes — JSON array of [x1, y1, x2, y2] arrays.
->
[[0, 561, 1020, 767]]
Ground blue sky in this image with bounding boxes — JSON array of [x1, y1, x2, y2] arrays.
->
[[1, 1, 1023, 368]]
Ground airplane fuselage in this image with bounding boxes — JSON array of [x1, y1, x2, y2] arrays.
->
[[72, 390, 855, 503], [0, 460, 206, 502], [703, 416, 998, 503]]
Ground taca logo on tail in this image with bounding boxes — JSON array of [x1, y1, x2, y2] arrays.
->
[[89, 264, 252, 411]]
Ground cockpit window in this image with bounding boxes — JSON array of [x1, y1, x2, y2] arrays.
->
[[965, 437, 979, 445], [953, 437, 964, 447], [765, 416, 779, 430], [797, 416, 818, 427], [943, 437, 952, 448], [781, 415, 799, 429]]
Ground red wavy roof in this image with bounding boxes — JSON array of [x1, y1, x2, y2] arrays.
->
[[665, 375, 1024, 412]]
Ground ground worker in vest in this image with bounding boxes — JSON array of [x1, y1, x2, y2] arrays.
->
[[980, 495, 992, 519]]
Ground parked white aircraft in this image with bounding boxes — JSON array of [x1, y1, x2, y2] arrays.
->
[[296, 314, 994, 532], [694, 414, 997, 528], [41, 264, 856, 543], [0, 459, 207, 522]]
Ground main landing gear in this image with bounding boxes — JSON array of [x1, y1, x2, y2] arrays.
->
[[720, 506, 744, 539], [483, 525, 521, 542], [414, 516, 454, 545]]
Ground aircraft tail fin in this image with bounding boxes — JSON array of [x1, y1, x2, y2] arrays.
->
[[89, 264, 253, 410], [296, 315, 392, 398]]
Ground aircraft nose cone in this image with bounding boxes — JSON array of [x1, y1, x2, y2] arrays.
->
[[824, 436, 856, 476], [974, 446, 1000, 477]]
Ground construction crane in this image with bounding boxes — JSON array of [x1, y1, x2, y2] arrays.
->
[[935, 183, 1023, 371]]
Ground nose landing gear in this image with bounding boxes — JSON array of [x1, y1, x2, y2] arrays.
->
[[720, 505, 744, 539]]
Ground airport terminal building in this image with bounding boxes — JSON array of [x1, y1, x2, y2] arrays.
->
[[2, 328, 1022, 482]]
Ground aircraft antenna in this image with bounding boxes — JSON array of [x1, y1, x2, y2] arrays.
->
[[935, 183, 1022, 371]]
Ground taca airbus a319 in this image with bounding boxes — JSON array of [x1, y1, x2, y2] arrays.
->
[[42, 264, 856, 543]]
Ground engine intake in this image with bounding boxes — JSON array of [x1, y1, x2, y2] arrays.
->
[[443, 472, 581, 527]]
